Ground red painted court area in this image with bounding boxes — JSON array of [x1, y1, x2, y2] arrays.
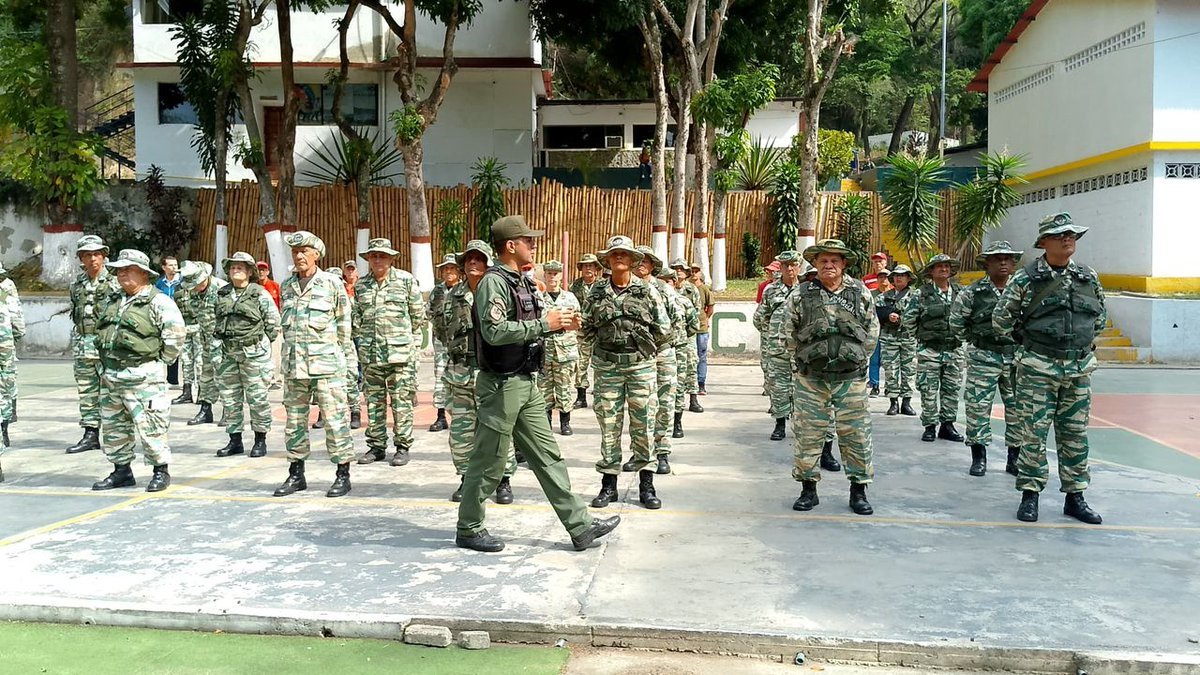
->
[[1090, 394, 1200, 459]]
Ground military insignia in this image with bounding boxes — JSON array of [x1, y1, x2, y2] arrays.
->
[[488, 297, 507, 323]]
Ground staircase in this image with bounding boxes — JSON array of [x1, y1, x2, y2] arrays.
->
[[84, 87, 135, 176], [1095, 319, 1151, 363]]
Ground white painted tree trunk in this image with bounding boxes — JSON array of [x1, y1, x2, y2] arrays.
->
[[41, 226, 82, 287], [355, 226, 370, 270], [668, 80, 692, 263], [410, 241, 433, 291], [401, 144, 435, 291], [691, 235, 710, 285], [214, 222, 229, 278], [711, 190, 728, 291], [265, 229, 290, 282], [691, 124, 712, 283], [652, 230, 669, 261]]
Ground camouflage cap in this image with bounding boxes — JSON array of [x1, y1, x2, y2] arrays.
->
[[669, 257, 689, 270], [76, 234, 109, 255], [106, 249, 159, 279], [976, 240, 1024, 265], [491, 215, 544, 241], [599, 236, 644, 264], [634, 245, 664, 274], [1035, 212, 1088, 248], [577, 253, 600, 267], [886, 263, 915, 278], [342, 259, 357, 269], [285, 230, 326, 258], [221, 251, 261, 282], [324, 266, 343, 279], [921, 253, 960, 277], [656, 266, 676, 280], [179, 260, 213, 288], [358, 237, 398, 257], [775, 250, 802, 264], [802, 238, 858, 264], [456, 239, 494, 268], [801, 261, 817, 277], [544, 260, 564, 273], [435, 253, 460, 269]]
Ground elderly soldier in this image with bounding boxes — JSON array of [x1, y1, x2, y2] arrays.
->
[[273, 231, 358, 498], [455, 216, 619, 553], [67, 236, 122, 454], [353, 238, 426, 467], [876, 265, 918, 416], [754, 251, 804, 442], [171, 274, 201, 406], [670, 258, 704, 414], [213, 252, 280, 458], [91, 250, 186, 492], [179, 261, 228, 426], [539, 260, 580, 436], [994, 213, 1104, 524], [312, 265, 360, 432], [904, 254, 965, 443], [630, 246, 676, 474], [0, 264, 23, 444], [584, 236, 672, 510], [569, 253, 602, 409], [784, 239, 879, 515], [665, 267, 699, 439], [428, 254, 460, 432], [950, 242, 1024, 477]]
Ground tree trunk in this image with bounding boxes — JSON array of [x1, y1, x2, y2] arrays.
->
[[797, 98, 821, 251], [401, 144, 434, 290], [888, 94, 916, 156], [275, 0, 301, 229], [639, 13, 670, 262], [926, 91, 943, 159], [40, 0, 82, 287], [235, 80, 284, 278], [668, 78, 691, 263], [690, 122, 712, 283], [711, 187, 728, 290], [213, 91, 230, 275]]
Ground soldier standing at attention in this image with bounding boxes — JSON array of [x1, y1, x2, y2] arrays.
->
[[904, 254, 965, 443], [171, 278, 201, 406], [756, 260, 782, 395], [213, 252, 280, 458], [631, 246, 676, 474], [428, 254, 460, 433], [584, 237, 672, 510], [862, 252, 890, 397], [994, 213, 1104, 525], [665, 267, 699, 439], [784, 239, 878, 515], [455, 217, 619, 553], [256, 261, 283, 391], [690, 263, 715, 396], [754, 251, 803, 442], [91, 250, 186, 492], [876, 265, 917, 416], [539, 260, 580, 436], [569, 253, 602, 409], [950, 241, 1024, 477], [670, 259, 704, 415], [67, 235, 121, 455], [0, 263, 23, 445], [342, 262, 364, 429], [272, 231, 358, 498], [179, 261, 228, 427]]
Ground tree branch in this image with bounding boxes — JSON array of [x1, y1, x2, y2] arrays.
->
[[652, 0, 684, 41], [419, 5, 460, 127], [357, 0, 406, 42], [332, 0, 362, 142]]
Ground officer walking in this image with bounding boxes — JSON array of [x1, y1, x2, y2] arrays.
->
[[569, 253, 602, 409], [876, 265, 917, 416], [179, 261, 228, 427], [428, 254, 460, 432], [754, 251, 803, 442], [994, 213, 1104, 524], [213, 251, 280, 458], [632, 246, 676, 474], [67, 235, 122, 454], [904, 254, 965, 443], [539, 260, 580, 436], [91, 250, 186, 492], [455, 216, 619, 553]]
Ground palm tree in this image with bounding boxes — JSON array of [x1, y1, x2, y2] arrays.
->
[[880, 153, 948, 268], [953, 152, 1027, 261]]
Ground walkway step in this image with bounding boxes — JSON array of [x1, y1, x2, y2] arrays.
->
[[1095, 346, 1150, 363], [1096, 336, 1132, 348], [1100, 327, 1122, 337]]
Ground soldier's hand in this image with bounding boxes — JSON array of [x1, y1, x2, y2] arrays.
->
[[545, 308, 568, 331]]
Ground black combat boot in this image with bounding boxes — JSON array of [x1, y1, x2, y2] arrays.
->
[[621, 457, 639, 472], [2, 421, 8, 447], [560, 411, 573, 436], [638, 470, 662, 509], [656, 455, 670, 475], [216, 433, 244, 457], [921, 425, 937, 442], [67, 426, 101, 454], [672, 412, 684, 438], [171, 384, 193, 405], [187, 402, 213, 426], [820, 440, 842, 472], [770, 418, 787, 441], [1064, 492, 1102, 524], [591, 474, 618, 508], [688, 394, 704, 413], [886, 399, 899, 416], [273, 461, 307, 496], [968, 444, 987, 476], [515, 448, 527, 464], [0, 460, 4, 483], [428, 408, 447, 432], [311, 411, 324, 429], [456, 529, 505, 553], [146, 464, 171, 493], [792, 480, 819, 511], [357, 447, 385, 464], [574, 387, 588, 409], [1006, 446, 1019, 476], [900, 397, 916, 416], [495, 476, 514, 505], [1017, 490, 1039, 522], [938, 421, 964, 442], [450, 476, 465, 502], [92, 463, 135, 490], [869, 385, 880, 397], [570, 516, 621, 551], [249, 432, 267, 458], [849, 483, 874, 515], [389, 446, 411, 467], [546, 408, 553, 425], [349, 406, 362, 430], [326, 462, 351, 497]]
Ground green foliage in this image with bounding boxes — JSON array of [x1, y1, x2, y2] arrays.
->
[[234, 138, 265, 169], [880, 153, 947, 265], [769, 161, 802, 253], [471, 157, 510, 240], [693, 64, 781, 196], [834, 193, 872, 277], [299, 127, 405, 186], [434, 197, 468, 255], [736, 139, 786, 190], [819, 129, 857, 187], [389, 106, 426, 145], [82, 213, 153, 260], [144, 165, 195, 260], [953, 151, 1026, 253], [741, 231, 762, 279]]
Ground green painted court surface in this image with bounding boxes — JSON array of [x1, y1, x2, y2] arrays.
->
[[0, 622, 568, 675]]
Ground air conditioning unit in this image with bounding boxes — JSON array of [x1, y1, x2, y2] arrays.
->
[[604, 135, 624, 149]]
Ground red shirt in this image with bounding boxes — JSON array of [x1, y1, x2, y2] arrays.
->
[[756, 278, 772, 303], [260, 277, 282, 310], [862, 273, 881, 292]]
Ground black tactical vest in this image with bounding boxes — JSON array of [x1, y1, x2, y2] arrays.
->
[[1020, 260, 1102, 359], [916, 286, 961, 351], [475, 267, 545, 375], [965, 279, 1015, 355]]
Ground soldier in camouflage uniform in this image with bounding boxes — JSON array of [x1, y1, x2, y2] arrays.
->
[[670, 258, 704, 415], [665, 266, 699, 439], [272, 231, 358, 498], [178, 261, 228, 427], [171, 281, 201, 406], [427, 254, 460, 432], [352, 238, 426, 467], [783, 239, 879, 515], [0, 263, 23, 447], [90, 250, 186, 493], [213, 251, 280, 459], [876, 265, 917, 416], [539, 260, 580, 436], [569, 253, 602, 409], [584, 236, 672, 510], [629, 246, 676, 474], [950, 241, 1024, 478], [754, 251, 804, 442], [994, 213, 1105, 525], [67, 235, 122, 454], [312, 265, 361, 432], [904, 254, 965, 444]]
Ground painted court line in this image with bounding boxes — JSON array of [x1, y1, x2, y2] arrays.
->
[[1089, 412, 1200, 459]]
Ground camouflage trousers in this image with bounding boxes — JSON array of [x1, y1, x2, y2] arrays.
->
[[446, 362, 516, 477], [759, 349, 769, 394], [963, 347, 1020, 448], [1015, 354, 1094, 494], [197, 332, 221, 405], [541, 357, 578, 413], [218, 344, 274, 434], [593, 357, 655, 474], [0, 349, 16, 422], [792, 373, 873, 484], [432, 339, 449, 409], [647, 348, 677, 457], [346, 363, 362, 409], [74, 356, 103, 428], [100, 372, 171, 467], [916, 346, 963, 427], [363, 360, 417, 450], [674, 341, 698, 412], [575, 336, 594, 390], [178, 329, 203, 386], [765, 351, 793, 419], [284, 375, 353, 464], [880, 336, 917, 399]]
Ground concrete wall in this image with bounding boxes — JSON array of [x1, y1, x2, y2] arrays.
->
[[0, 207, 46, 272], [538, 101, 803, 150], [1152, 0, 1200, 141], [17, 296, 73, 357], [1106, 295, 1200, 363], [1150, 149, 1200, 277]]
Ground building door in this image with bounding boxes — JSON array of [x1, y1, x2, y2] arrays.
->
[[263, 106, 283, 182]]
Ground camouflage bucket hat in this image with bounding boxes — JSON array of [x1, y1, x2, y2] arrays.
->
[[456, 240, 494, 268], [886, 263, 915, 279], [669, 257, 689, 271], [286, 230, 326, 258], [76, 234, 109, 255], [802, 238, 858, 265], [975, 240, 1025, 265], [221, 251, 261, 282], [775, 250, 802, 264], [179, 260, 213, 289], [921, 253, 960, 277], [544, 260, 564, 273], [634, 245, 664, 274], [358, 237, 398, 257], [106, 249, 159, 279], [599, 236, 644, 265], [657, 266, 676, 280], [435, 253, 459, 269], [577, 253, 599, 268], [1035, 212, 1088, 249], [342, 259, 357, 269], [800, 261, 817, 277], [324, 266, 343, 279]]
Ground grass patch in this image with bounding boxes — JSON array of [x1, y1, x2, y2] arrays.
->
[[0, 622, 569, 675], [714, 278, 762, 301]]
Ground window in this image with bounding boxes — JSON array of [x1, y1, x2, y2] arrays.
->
[[543, 125, 624, 150], [297, 84, 379, 126], [142, 0, 203, 25], [158, 83, 198, 125], [632, 124, 676, 148]]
